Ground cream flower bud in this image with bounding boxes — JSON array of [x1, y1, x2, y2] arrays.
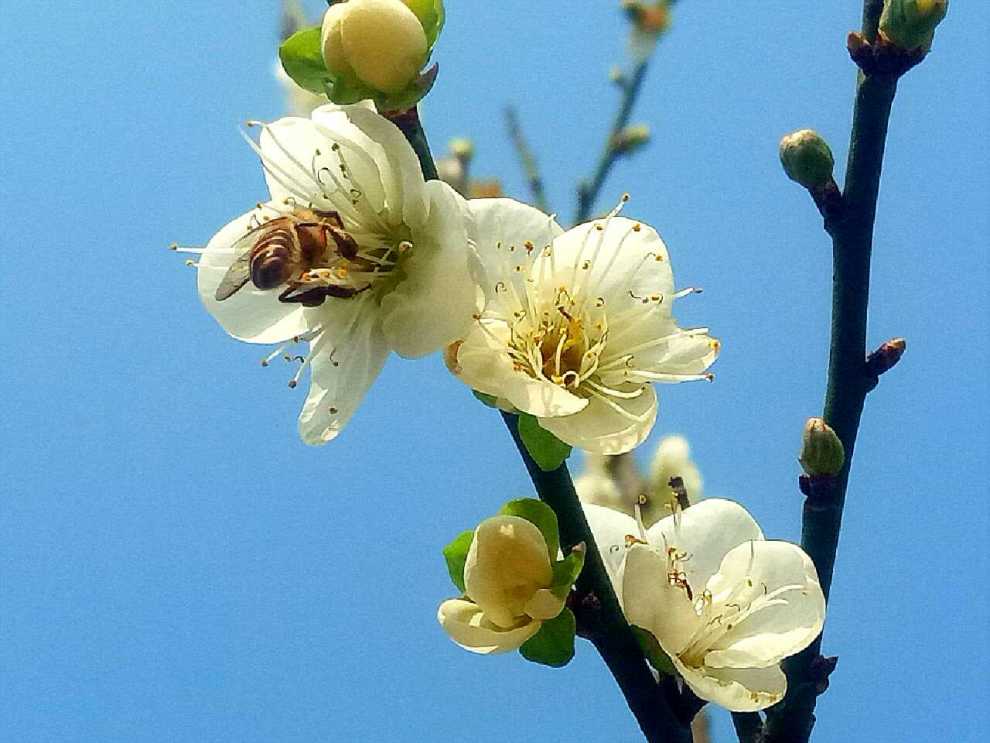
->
[[880, 0, 949, 51], [779, 129, 835, 189], [799, 418, 845, 477], [438, 515, 565, 654], [322, 0, 429, 95]]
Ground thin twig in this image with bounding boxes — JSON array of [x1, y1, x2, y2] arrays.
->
[[505, 106, 550, 213], [575, 58, 651, 223], [763, 1, 908, 740]]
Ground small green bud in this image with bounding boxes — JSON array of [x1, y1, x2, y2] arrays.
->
[[612, 123, 652, 155], [779, 129, 835, 189], [799, 418, 845, 477], [880, 0, 948, 51]]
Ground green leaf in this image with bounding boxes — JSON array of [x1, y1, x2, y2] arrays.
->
[[472, 390, 499, 408], [519, 609, 576, 668], [551, 544, 586, 599], [498, 499, 559, 561], [403, 0, 445, 48], [631, 625, 677, 676], [442, 530, 474, 593], [517, 414, 572, 472], [279, 26, 333, 95]]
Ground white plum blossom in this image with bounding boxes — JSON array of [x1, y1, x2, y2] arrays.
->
[[584, 499, 826, 712], [190, 104, 477, 444], [437, 515, 568, 654], [449, 197, 719, 455]]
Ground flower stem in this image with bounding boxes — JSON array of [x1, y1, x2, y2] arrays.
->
[[386, 107, 439, 181], [575, 57, 650, 224], [764, 2, 903, 740], [505, 106, 551, 213], [501, 413, 691, 743]]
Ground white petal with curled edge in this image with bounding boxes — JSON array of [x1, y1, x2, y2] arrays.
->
[[311, 104, 427, 228], [467, 197, 564, 304], [297, 296, 389, 445], [196, 206, 310, 344], [581, 503, 639, 596], [622, 544, 700, 657], [258, 116, 387, 216], [463, 516, 553, 629], [538, 385, 657, 455], [437, 599, 542, 655], [454, 322, 588, 418], [380, 180, 478, 358], [674, 657, 788, 712], [703, 541, 825, 670], [523, 588, 566, 621], [537, 217, 674, 312], [645, 499, 764, 591]]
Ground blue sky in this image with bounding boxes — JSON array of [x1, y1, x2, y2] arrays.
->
[[1, 1, 987, 741]]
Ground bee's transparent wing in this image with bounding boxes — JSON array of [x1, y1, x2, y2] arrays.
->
[[213, 223, 263, 302]]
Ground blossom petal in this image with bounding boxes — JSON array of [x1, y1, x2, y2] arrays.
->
[[297, 296, 388, 445], [196, 206, 310, 343], [622, 544, 699, 656], [645, 499, 764, 591], [538, 385, 657, 455], [599, 328, 719, 388], [379, 180, 479, 358], [581, 503, 639, 596], [539, 217, 673, 313], [674, 656, 787, 712], [464, 515, 553, 629], [259, 115, 387, 217], [454, 321, 588, 418], [311, 104, 427, 228], [523, 588, 566, 621], [467, 197, 563, 305], [437, 599, 541, 654], [703, 541, 825, 670]]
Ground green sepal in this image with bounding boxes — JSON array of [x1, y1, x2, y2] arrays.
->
[[278, 26, 333, 96], [472, 390, 499, 408], [442, 529, 474, 593], [631, 625, 677, 676], [550, 544, 586, 599], [498, 498, 560, 562], [519, 608, 576, 668], [517, 414, 572, 472], [373, 64, 439, 113]]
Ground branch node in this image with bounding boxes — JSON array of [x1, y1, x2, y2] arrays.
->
[[798, 474, 840, 505], [810, 177, 846, 231], [847, 31, 928, 78], [810, 655, 839, 695]]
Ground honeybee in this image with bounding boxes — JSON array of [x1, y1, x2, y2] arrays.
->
[[215, 206, 363, 307]]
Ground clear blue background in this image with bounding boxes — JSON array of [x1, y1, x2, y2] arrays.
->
[[1, 1, 987, 741]]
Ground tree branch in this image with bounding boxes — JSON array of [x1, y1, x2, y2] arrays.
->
[[505, 106, 550, 214], [764, 1, 908, 739], [731, 712, 764, 743], [501, 413, 691, 743], [575, 57, 651, 223]]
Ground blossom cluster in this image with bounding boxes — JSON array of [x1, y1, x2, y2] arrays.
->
[[191, 103, 716, 452], [182, 0, 826, 715]]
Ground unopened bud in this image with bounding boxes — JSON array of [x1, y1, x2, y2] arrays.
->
[[449, 138, 474, 160], [612, 124, 651, 155], [879, 0, 948, 51], [322, 0, 429, 95], [780, 130, 835, 189], [866, 337, 907, 376], [622, 0, 671, 35], [800, 418, 845, 476]]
